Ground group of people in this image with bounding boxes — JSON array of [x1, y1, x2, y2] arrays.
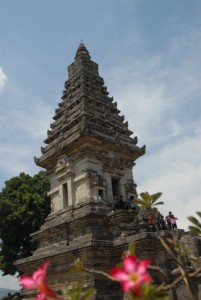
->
[[112, 195, 178, 231], [113, 195, 137, 211], [146, 210, 178, 231], [165, 211, 178, 230]]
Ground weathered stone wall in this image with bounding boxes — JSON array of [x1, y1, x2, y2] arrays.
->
[[15, 201, 201, 300]]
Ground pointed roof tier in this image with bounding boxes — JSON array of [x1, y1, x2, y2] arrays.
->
[[34, 43, 145, 170]]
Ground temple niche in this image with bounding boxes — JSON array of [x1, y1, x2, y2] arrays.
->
[[15, 44, 200, 300]]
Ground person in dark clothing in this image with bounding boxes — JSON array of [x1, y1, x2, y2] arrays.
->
[[118, 195, 126, 209], [113, 195, 119, 210], [158, 214, 167, 230], [165, 211, 172, 230]]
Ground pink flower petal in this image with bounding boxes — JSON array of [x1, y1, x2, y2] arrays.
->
[[110, 267, 129, 281], [20, 262, 60, 300], [109, 254, 152, 296], [33, 262, 49, 284], [137, 260, 151, 275], [138, 274, 152, 284], [35, 292, 48, 300], [123, 256, 138, 274], [121, 280, 134, 292], [19, 275, 36, 289], [39, 282, 59, 298]]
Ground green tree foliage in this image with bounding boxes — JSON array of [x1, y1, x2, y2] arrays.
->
[[134, 192, 163, 227], [0, 171, 50, 276], [134, 192, 163, 209], [188, 212, 201, 236]]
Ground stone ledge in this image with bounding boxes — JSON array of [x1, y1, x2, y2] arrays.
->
[[15, 239, 114, 265], [69, 233, 93, 245]]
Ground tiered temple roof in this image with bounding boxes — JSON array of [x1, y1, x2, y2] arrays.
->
[[35, 43, 145, 170]]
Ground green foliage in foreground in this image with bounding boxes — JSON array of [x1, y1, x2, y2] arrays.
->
[[188, 212, 201, 236], [0, 171, 50, 276], [2, 291, 22, 300], [62, 277, 95, 300]]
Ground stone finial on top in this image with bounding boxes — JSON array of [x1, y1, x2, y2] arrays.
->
[[75, 42, 91, 60]]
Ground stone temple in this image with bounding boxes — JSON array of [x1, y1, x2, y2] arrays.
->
[[15, 44, 201, 300], [36, 42, 145, 209]]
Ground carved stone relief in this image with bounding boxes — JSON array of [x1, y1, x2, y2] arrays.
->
[[125, 182, 137, 193], [90, 173, 106, 187], [55, 155, 73, 174]]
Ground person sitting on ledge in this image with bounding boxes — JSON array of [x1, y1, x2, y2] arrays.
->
[[113, 195, 127, 210], [118, 195, 126, 209], [127, 196, 137, 210], [113, 195, 119, 210]]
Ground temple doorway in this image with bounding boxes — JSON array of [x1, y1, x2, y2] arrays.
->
[[111, 177, 120, 196]]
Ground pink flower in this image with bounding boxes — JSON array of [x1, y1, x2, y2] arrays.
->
[[110, 255, 152, 295], [19, 262, 59, 299], [35, 292, 48, 300]]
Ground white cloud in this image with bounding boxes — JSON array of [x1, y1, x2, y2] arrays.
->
[[1, 101, 54, 140], [0, 272, 20, 290], [0, 96, 53, 188], [0, 67, 7, 92], [101, 22, 201, 231], [135, 127, 201, 230]]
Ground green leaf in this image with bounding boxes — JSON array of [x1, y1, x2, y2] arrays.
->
[[81, 288, 96, 300], [154, 293, 170, 300], [135, 191, 163, 209], [188, 226, 201, 236], [70, 257, 86, 273], [154, 201, 164, 206], [151, 192, 162, 202], [196, 212, 201, 218], [188, 216, 201, 227], [128, 241, 136, 255], [140, 192, 149, 202], [62, 277, 95, 300], [62, 288, 77, 300], [188, 212, 201, 236], [137, 283, 170, 300]]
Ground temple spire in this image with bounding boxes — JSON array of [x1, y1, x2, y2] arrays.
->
[[35, 43, 145, 172], [75, 42, 91, 60]]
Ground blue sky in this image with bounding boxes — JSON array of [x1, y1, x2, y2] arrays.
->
[[0, 0, 201, 290]]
